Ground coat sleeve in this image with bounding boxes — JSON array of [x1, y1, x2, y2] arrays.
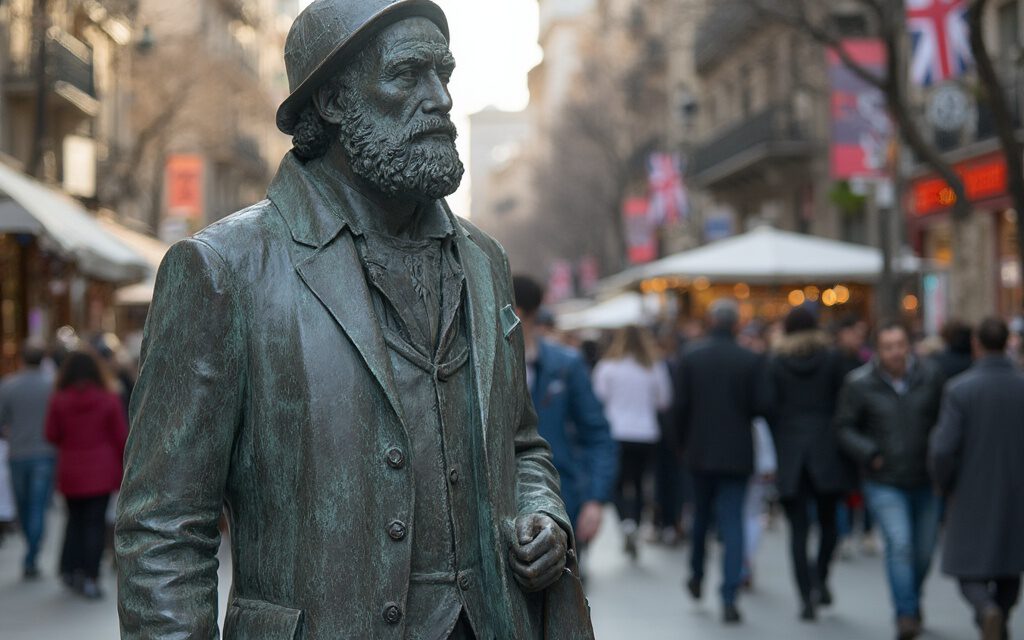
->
[[565, 353, 618, 506], [929, 387, 965, 494], [835, 378, 879, 465], [497, 253, 572, 541], [115, 239, 246, 640]]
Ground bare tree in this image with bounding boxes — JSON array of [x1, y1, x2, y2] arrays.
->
[[744, 0, 988, 316], [530, 0, 670, 277]]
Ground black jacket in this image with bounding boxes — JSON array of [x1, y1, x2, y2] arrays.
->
[[929, 356, 1024, 578], [835, 358, 945, 489], [763, 331, 855, 499], [677, 332, 762, 476]]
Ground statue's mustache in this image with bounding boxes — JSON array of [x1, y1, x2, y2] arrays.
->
[[406, 117, 458, 142]]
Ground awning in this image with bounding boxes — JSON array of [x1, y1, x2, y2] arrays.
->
[[558, 293, 650, 331], [98, 219, 170, 306], [0, 161, 149, 282], [616, 226, 923, 287]]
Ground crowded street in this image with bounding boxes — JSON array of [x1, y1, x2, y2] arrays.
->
[[3, 0, 1024, 639], [4, 508, 1023, 639]]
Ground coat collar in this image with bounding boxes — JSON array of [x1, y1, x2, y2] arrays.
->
[[975, 354, 1014, 370], [266, 152, 487, 429]]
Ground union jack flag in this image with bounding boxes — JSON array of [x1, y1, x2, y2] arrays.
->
[[646, 153, 689, 226], [907, 0, 972, 86]]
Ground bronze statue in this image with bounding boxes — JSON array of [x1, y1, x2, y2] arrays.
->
[[114, 1, 594, 638]]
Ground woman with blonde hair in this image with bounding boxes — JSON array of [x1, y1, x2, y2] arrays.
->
[[593, 325, 672, 560]]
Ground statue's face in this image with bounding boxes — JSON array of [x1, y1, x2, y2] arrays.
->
[[332, 17, 464, 201]]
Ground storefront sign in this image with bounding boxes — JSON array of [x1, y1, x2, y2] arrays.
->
[[910, 152, 1008, 216], [165, 154, 205, 220]]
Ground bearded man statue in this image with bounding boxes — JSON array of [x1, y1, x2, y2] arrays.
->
[[114, 1, 594, 639]]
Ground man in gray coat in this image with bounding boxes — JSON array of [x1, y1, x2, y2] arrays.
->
[[930, 317, 1024, 640], [115, 2, 591, 638], [0, 339, 55, 579]]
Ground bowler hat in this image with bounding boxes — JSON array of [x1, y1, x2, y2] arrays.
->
[[277, 0, 449, 135]]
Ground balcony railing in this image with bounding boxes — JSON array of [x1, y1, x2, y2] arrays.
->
[[5, 27, 97, 114], [689, 105, 811, 186]]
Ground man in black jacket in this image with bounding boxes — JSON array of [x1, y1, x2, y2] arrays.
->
[[930, 318, 1024, 640], [677, 299, 762, 624], [836, 321, 945, 640]]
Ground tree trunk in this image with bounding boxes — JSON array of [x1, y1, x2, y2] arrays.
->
[[969, 0, 1024, 312]]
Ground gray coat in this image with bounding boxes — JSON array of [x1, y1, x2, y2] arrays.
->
[[115, 154, 590, 640], [929, 356, 1024, 578]]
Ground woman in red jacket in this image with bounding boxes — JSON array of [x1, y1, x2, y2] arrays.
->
[[45, 350, 128, 599]]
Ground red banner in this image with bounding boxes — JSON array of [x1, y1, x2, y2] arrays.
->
[[624, 197, 656, 264], [165, 154, 205, 220]]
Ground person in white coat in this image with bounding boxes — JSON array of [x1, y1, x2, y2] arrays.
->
[[593, 326, 672, 559]]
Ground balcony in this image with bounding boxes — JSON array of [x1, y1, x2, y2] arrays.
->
[[689, 105, 813, 188], [5, 27, 99, 116]]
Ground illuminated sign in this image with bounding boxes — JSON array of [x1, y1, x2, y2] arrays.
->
[[911, 152, 1008, 216], [165, 154, 205, 221]]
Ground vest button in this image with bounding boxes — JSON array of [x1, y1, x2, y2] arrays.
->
[[387, 520, 407, 541], [449, 468, 460, 484], [458, 572, 472, 591], [382, 602, 402, 624], [385, 448, 405, 469]]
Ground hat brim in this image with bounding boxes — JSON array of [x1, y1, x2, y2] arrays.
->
[[276, 0, 449, 135]]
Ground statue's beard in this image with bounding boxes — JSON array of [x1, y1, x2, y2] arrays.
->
[[336, 95, 464, 201]]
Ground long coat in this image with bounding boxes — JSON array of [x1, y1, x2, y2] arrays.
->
[[929, 356, 1024, 578], [762, 331, 855, 499], [677, 332, 762, 476], [115, 154, 589, 640]]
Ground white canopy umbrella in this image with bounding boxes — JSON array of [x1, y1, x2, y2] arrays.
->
[[99, 218, 170, 306], [635, 226, 921, 285], [557, 292, 649, 331]]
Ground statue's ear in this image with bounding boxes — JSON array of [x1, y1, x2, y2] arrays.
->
[[314, 81, 345, 126]]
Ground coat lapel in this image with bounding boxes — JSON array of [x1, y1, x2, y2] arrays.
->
[[268, 153, 406, 426], [295, 235, 407, 426], [457, 228, 497, 431]]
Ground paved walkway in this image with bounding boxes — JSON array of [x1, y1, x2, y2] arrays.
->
[[0, 507, 1020, 638]]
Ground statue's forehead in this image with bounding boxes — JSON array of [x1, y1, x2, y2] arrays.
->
[[376, 18, 451, 59]]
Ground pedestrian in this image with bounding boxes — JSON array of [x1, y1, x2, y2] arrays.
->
[[764, 307, 854, 621], [676, 299, 763, 624], [929, 317, 1024, 640], [593, 325, 672, 561], [931, 320, 974, 381], [46, 350, 128, 599], [836, 321, 945, 640], [513, 275, 618, 557], [0, 339, 56, 579]]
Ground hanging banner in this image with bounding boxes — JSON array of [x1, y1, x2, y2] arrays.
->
[[829, 40, 892, 180], [547, 260, 574, 303], [907, 0, 971, 87], [578, 256, 600, 296], [165, 154, 205, 221], [624, 197, 656, 264], [647, 153, 689, 226]]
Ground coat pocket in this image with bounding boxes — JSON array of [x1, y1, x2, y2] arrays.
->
[[223, 597, 304, 640]]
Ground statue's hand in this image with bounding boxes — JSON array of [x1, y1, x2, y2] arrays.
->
[[509, 513, 568, 593]]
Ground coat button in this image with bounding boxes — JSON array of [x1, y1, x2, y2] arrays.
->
[[387, 520, 407, 541], [458, 572, 472, 591], [382, 602, 402, 624], [449, 468, 460, 484], [385, 448, 405, 469]]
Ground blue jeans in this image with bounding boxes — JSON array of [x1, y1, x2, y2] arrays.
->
[[864, 481, 941, 618], [690, 472, 749, 606], [8, 456, 55, 570]]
